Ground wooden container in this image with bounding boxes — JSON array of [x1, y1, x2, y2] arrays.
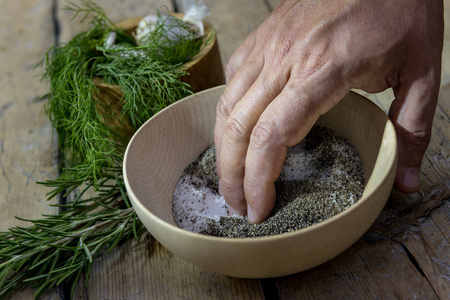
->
[[92, 14, 224, 139], [123, 85, 398, 278]]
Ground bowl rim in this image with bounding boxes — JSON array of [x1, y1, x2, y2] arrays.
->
[[114, 13, 216, 71], [123, 85, 398, 243]]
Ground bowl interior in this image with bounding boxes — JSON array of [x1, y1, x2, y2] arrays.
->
[[124, 86, 395, 225], [123, 85, 397, 277]]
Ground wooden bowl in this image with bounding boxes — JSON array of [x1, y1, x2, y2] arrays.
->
[[92, 14, 224, 139], [111, 13, 225, 92], [123, 85, 397, 278]]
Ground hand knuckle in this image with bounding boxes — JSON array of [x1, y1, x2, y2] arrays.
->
[[225, 59, 238, 82], [251, 120, 279, 148], [292, 43, 333, 81], [220, 176, 242, 193], [224, 117, 248, 143], [216, 92, 234, 119], [268, 36, 294, 64], [400, 130, 431, 149], [244, 174, 259, 190]]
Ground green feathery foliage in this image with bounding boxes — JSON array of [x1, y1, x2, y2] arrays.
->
[[41, 0, 204, 182], [0, 0, 212, 298]]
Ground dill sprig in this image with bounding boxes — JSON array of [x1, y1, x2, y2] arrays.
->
[[41, 0, 200, 182], [1, 0, 210, 298]]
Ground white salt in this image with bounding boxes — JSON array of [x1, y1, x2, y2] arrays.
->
[[279, 140, 316, 181], [172, 127, 363, 235], [172, 172, 228, 233], [172, 139, 331, 233]]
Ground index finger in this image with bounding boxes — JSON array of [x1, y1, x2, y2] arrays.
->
[[217, 69, 288, 214], [244, 65, 350, 223], [214, 37, 262, 179]]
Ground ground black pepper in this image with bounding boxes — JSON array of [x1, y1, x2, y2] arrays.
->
[[172, 125, 365, 238]]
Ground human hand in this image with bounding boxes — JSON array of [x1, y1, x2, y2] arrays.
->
[[214, 0, 444, 223]]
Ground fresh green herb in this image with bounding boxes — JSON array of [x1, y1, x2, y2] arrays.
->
[[0, 171, 139, 300], [0, 0, 211, 298], [41, 0, 202, 182]]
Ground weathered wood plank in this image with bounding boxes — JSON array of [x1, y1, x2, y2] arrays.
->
[[421, 82, 450, 188], [201, 0, 273, 69], [273, 73, 449, 300], [275, 239, 439, 299], [387, 82, 450, 299], [0, 0, 58, 228], [5, 0, 444, 299], [349, 82, 450, 299], [393, 201, 450, 299], [441, 0, 450, 86], [74, 233, 264, 299], [55, 1, 268, 299], [365, 185, 449, 298], [58, 0, 172, 43], [254, 1, 449, 298], [432, 200, 450, 242], [175, 0, 275, 65], [0, 0, 61, 299]]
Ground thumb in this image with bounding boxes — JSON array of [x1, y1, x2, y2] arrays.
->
[[389, 69, 441, 193]]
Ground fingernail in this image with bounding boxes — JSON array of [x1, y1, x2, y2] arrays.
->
[[402, 168, 420, 188], [247, 204, 257, 224]]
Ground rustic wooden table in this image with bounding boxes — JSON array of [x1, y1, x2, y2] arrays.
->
[[1, 0, 448, 299]]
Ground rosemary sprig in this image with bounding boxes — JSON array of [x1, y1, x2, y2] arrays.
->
[[0, 171, 142, 300], [1, 0, 211, 298]]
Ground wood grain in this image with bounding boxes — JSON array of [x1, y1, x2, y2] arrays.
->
[[199, 0, 272, 69], [275, 239, 439, 299], [0, 0, 60, 299], [272, 53, 450, 300], [442, 0, 450, 86], [208, 0, 448, 297], [57, 0, 173, 43], [394, 203, 450, 298], [56, 1, 268, 298], [1, 0, 448, 299], [271, 78, 449, 300], [74, 233, 264, 299]]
